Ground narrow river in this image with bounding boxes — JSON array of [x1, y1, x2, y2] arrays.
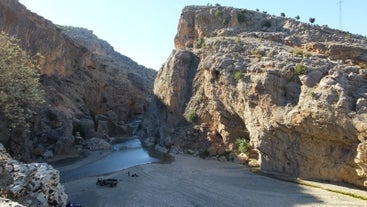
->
[[57, 137, 163, 182]]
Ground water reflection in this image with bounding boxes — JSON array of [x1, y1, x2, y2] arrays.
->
[[60, 138, 161, 182]]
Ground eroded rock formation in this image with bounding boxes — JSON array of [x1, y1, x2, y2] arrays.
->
[[0, 0, 156, 161], [143, 6, 367, 188]]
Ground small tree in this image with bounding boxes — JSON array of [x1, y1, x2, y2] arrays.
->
[[294, 63, 307, 75], [187, 111, 198, 122], [309, 17, 315, 24], [236, 138, 249, 154], [295, 15, 300, 20], [280, 12, 286, 17], [0, 32, 44, 129], [234, 71, 243, 81]]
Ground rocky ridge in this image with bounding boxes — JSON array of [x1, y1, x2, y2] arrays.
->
[[0, 0, 156, 161], [142, 5, 367, 188]]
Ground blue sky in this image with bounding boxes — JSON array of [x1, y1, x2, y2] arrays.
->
[[19, 0, 367, 70]]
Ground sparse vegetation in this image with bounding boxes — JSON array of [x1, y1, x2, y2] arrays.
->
[[187, 111, 198, 122], [294, 63, 307, 75], [344, 34, 351, 41], [0, 32, 44, 129], [262, 20, 272, 28], [309, 17, 315, 24], [195, 37, 205, 48], [292, 48, 312, 58], [297, 180, 367, 201], [237, 10, 247, 23], [280, 12, 286, 17], [236, 138, 249, 153], [214, 9, 222, 18], [358, 62, 367, 69], [308, 91, 316, 98], [222, 18, 230, 25], [295, 15, 300, 20], [234, 71, 243, 81], [251, 49, 263, 59]]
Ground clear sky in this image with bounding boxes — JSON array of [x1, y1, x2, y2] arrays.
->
[[18, 0, 367, 70]]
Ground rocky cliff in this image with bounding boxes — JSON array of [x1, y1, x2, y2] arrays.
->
[[143, 5, 367, 188], [0, 0, 156, 161]]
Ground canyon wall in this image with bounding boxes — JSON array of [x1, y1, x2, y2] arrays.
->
[[143, 6, 367, 188], [0, 0, 156, 161]]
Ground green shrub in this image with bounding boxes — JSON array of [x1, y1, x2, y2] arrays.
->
[[236, 138, 249, 153], [280, 12, 286, 17], [292, 48, 311, 58], [195, 37, 205, 48], [294, 63, 307, 75], [0, 32, 44, 128], [309, 17, 315, 24], [234, 71, 243, 81], [214, 10, 222, 18], [295, 15, 300, 20], [187, 111, 198, 122]]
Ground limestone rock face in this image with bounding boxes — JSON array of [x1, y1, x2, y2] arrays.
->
[[144, 6, 367, 188], [153, 50, 200, 127], [0, 144, 67, 207], [0, 198, 26, 207], [0, 0, 156, 161]]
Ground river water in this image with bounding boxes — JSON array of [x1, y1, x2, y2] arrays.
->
[[58, 137, 165, 182]]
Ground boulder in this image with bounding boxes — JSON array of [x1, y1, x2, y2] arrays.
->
[[0, 198, 26, 207], [86, 138, 111, 151], [0, 144, 67, 207]]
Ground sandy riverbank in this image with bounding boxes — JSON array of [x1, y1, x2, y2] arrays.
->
[[62, 154, 367, 207]]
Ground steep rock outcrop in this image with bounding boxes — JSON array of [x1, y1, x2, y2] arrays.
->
[[0, 144, 67, 207], [0, 0, 156, 161], [144, 5, 367, 188]]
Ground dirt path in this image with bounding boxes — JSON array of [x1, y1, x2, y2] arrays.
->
[[63, 155, 367, 207]]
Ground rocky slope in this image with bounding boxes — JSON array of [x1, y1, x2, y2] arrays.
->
[[0, 144, 67, 207], [0, 0, 156, 161], [142, 5, 367, 188]]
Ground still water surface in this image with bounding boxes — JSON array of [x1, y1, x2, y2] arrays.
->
[[58, 138, 161, 182]]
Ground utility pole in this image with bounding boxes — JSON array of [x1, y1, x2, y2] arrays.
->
[[338, 0, 343, 30]]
